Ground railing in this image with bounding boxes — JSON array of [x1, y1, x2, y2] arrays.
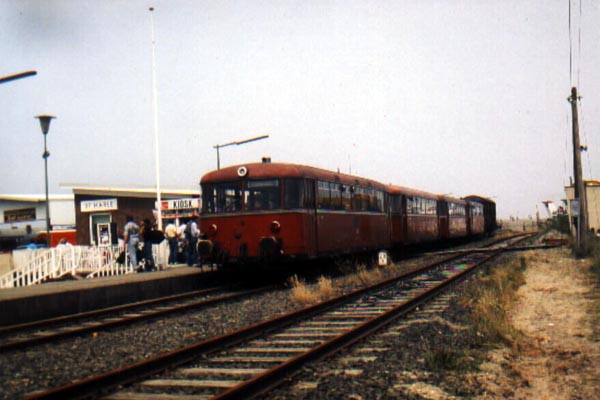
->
[[0, 242, 170, 289]]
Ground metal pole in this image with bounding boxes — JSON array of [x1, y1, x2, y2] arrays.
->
[[213, 135, 269, 170], [43, 134, 51, 248], [0, 70, 36, 84], [149, 6, 163, 230], [216, 145, 221, 170]]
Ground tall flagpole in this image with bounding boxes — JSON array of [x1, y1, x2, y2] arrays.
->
[[149, 6, 163, 230]]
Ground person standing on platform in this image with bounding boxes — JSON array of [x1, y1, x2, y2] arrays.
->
[[185, 218, 200, 267], [165, 221, 179, 265], [140, 219, 155, 271], [123, 216, 140, 270]]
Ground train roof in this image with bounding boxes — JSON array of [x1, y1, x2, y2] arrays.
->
[[463, 195, 496, 205], [200, 162, 389, 191], [388, 185, 439, 200]]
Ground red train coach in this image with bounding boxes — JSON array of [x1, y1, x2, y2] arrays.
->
[[464, 195, 496, 235], [198, 161, 390, 266], [389, 185, 440, 245]]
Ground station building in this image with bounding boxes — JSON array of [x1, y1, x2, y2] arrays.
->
[[564, 180, 600, 234], [71, 184, 200, 246], [0, 194, 76, 250]]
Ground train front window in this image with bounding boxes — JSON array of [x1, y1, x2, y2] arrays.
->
[[245, 179, 281, 211], [202, 182, 243, 214], [284, 179, 305, 209]]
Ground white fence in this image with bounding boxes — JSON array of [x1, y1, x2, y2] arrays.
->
[[1, 242, 169, 289]]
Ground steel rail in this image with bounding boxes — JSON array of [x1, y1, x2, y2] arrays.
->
[[1, 286, 274, 352], [24, 235, 533, 400], [212, 236, 536, 399], [214, 249, 507, 399], [0, 285, 231, 336]]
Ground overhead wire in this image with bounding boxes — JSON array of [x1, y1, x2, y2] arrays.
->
[[578, 0, 582, 88], [569, 0, 572, 85]]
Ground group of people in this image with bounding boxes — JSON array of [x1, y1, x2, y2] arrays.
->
[[164, 218, 200, 266], [122, 216, 200, 271]]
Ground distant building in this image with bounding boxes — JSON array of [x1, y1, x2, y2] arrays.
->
[[0, 194, 75, 249], [564, 180, 600, 234], [70, 184, 199, 246]]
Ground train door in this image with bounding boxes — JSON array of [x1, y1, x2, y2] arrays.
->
[[438, 200, 449, 239], [402, 196, 409, 244], [466, 203, 473, 236], [390, 194, 404, 245], [305, 179, 318, 257]]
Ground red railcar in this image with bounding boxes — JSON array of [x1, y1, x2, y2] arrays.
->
[[389, 186, 440, 245], [464, 195, 496, 235], [437, 195, 469, 239], [199, 162, 390, 265], [467, 200, 485, 236], [198, 161, 494, 267]]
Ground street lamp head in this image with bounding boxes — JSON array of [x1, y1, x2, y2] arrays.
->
[[35, 115, 56, 135]]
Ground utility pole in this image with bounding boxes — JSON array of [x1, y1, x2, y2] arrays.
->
[[568, 87, 588, 250]]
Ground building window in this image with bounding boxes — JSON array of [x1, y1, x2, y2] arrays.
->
[[4, 208, 36, 223]]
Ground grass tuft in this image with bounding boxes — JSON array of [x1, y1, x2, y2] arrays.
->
[[288, 275, 319, 304], [289, 274, 336, 305], [460, 257, 526, 349], [422, 338, 473, 372]]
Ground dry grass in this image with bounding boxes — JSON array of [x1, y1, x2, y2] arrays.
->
[[356, 265, 383, 286], [317, 275, 335, 298], [288, 262, 389, 305], [288, 275, 319, 304], [460, 256, 526, 349], [289, 275, 336, 305]]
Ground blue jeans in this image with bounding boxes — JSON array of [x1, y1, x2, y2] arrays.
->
[[127, 238, 139, 269], [187, 238, 198, 266], [143, 240, 154, 269], [168, 237, 178, 264]]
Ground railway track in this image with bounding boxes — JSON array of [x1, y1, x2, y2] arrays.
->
[[0, 285, 274, 352], [25, 234, 535, 400]]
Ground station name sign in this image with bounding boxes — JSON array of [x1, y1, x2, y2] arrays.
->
[[160, 198, 199, 210], [81, 198, 118, 213]]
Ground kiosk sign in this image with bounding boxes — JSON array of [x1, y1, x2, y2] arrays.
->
[[159, 198, 199, 210]]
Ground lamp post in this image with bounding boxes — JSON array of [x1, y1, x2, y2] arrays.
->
[[0, 70, 36, 84], [149, 6, 163, 230], [214, 134, 269, 170], [35, 115, 55, 248]]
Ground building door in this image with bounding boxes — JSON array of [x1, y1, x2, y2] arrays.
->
[[90, 214, 111, 246]]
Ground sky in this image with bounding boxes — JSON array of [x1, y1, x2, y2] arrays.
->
[[1, 0, 599, 219]]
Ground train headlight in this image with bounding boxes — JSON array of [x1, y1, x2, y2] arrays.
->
[[208, 224, 218, 236], [270, 220, 281, 234]]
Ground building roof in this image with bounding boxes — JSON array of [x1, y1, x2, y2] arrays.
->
[[0, 194, 74, 202], [61, 183, 199, 199]]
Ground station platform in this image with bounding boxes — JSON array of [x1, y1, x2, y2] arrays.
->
[[0, 265, 205, 326]]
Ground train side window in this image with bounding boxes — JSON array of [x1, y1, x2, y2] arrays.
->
[[341, 185, 352, 210], [376, 191, 385, 212], [351, 187, 362, 210], [406, 196, 415, 215], [305, 179, 316, 209], [391, 195, 403, 213], [284, 179, 305, 209], [317, 180, 331, 209], [330, 182, 342, 210]]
